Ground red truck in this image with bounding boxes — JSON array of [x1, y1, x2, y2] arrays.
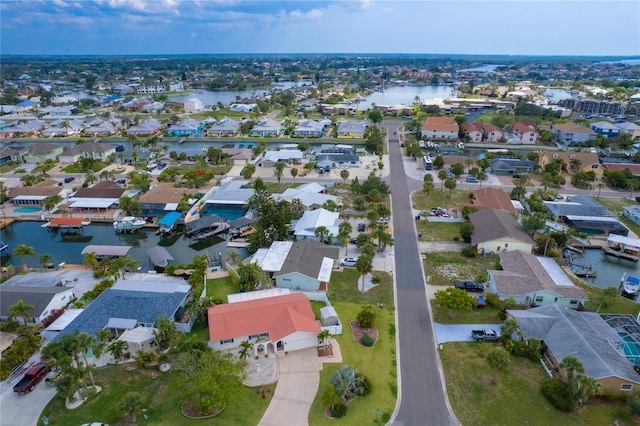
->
[[13, 363, 49, 394]]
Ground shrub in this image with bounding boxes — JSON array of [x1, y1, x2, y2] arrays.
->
[[485, 292, 501, 308], [497, 311, 507, 321], [486, 347, 511, 370], [461, 246, 477, 258], [355, 373, 373, 396], [628, 390, 640, 416], [332, 403, 347, 418], [361, 334, 374, 347], [356, 305, 376, 328], [541, 378, 577, 412]]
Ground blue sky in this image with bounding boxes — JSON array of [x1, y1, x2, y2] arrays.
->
[[1, 0, 638, 56]]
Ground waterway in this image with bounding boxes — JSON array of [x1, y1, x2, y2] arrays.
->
[[544, 88, 573, 102], [357, 85, 454, 110], [0, 221, 246, 271], [568, 247, 640, 290]]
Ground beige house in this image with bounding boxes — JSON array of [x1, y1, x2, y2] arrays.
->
[[468, 208, 533, 255], [539, 151, 605, 177]]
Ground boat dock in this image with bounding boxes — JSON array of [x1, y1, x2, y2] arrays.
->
[[601, 234, 640, 262], [42, 217, 91, 232], [0, 218, 15, 230], [227, 241, 250, 248]]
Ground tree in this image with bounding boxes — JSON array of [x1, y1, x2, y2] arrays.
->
[[83, 251, 99, 271], [317, 329, 331, 346], [274, 161, 285, 184], [235, 262, 268, 292], [477, 171, 487, 188], [486, 347, 510, 370], [510, 185, 526, 201], [590, 286, 619, 312], [9, 300, 35, 326], [154, 315, 177, 350], [238, 340, 254, 361], [355, 254, 373, 292], [337, 221, 353, 255], [118, 196, 142, 216], [434, 288, 476, 317], [356, 305, 376, 328], [444, 177, 457, 198], [330, 365, 366, 402], [521, 212, 547, 235], [42, 194, 63, 214], [501, 318, 523, 341], [340, 169, 349, 184], [39, 253, 53, 269], [367, 110, 383, 126], [107, 339, 129, 363], [111, 255, 140, 279], [423, 181, 434, 199], [290, 167, 298, 183], [314, 226, 329, 243], [438, 170, 447, 191], [460, 222, 475, 243], [134, 349, 154, 368], [451, 163, 465, 177], [13, 244, 35, 268], [241, 164, 256, 180], [118, 391, 145, 424], [433, 155, 444, 169]]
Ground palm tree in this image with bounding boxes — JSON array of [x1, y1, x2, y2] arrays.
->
[[597, 182, 604, 199], [13, 244, 35, 268], [134, 349, 154, 369], [438, 169, 447, 191], [107, 339, 129, 363], [560, 356, 584, 388], [317, 329, 331, 346], [74, 332, 98, 388], [42, 194, 63, 214], [290, 167, 298, 183], [9, 300, 35, 326], [314, 226, 329, 243], [227, 251, 241, 266], [40, 253, 53, 269], [118, 196, 142, 216], [83, 251, 99, 271], [340, 169, 349, 184], [238, 340, 254, 362], [355, 254, 373, 292], [274, 161, 285, 184]]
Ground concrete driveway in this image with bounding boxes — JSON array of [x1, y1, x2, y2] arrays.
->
[[0, 381, 57, 426], [434, 323, 503, 344], [258, 348, 319, 426]]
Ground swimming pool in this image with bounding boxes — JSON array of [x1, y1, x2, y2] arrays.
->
[[15, 207, 42, 213], [618, 332, 640, 363]]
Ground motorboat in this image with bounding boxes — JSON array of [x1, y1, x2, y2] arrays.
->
[[623, 275, 640, 295], [113, 217, 146, 233]]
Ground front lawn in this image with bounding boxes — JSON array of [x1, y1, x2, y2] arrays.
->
[[422, 252, 498, 286], [431, 299, 503, 324], [416, 221, 462, 242], [441, 342, 635, 426]]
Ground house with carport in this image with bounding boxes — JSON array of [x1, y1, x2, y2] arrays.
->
[[292, 208, 342, 242], [468, 208, 533, 255], [207, 292, 321, 356], [507, 304, 640, 394], [8, 180, 67, 208], [0, 284, 75, 325], [489, 250, 587, 309]]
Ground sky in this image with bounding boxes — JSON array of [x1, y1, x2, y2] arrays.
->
[[1, 0, 639, 56]]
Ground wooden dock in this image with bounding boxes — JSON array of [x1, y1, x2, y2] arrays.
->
[[0, 218, 15, 229], [601, 246, 640, 262], [227, 241, 250, 248]]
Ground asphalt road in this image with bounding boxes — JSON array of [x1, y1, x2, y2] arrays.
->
[[386, 121, 457, 426]]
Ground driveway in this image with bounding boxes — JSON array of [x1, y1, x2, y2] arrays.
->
[[258, 348, 319, 426], [0, 380, 57, 426], [434, 323, 503, 344]]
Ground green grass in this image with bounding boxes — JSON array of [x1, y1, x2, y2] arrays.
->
[[417, 221, 462, 242], [39, 365, 275, 426], [431, 299, 503, 324], [206, 275, 235, 301], [310, 300, 326, 320], [440, 342, 636, 426], [326, 268, 394, 307], [413, 187, 474, 214], [422, 252, 498, 286]]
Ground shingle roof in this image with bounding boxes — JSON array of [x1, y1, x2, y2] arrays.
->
[[0, 285, 71, 318], [508, 304, 640, 384], [473, 188, 516, 214], [469, 209, 532, 246], [274, 240, 339, 279], [208, 293, 320, 342]]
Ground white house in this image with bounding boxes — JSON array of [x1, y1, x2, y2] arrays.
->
[[0, 285, 75, 325], [292, 208, 342, 241]]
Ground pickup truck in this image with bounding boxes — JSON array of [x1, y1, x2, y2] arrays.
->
[[471, 329, 501, 342], [455, 280, 484, 293], [13, 363, 49, 394]]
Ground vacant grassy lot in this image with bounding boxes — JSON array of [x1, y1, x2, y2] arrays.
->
[[431, 299, 503, 324], [417, 221, 462, 242], [413, 188, 473, 213], [423, 251, 498, 287], [441, 342, 636, 426]]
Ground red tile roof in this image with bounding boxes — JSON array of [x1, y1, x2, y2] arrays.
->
[[207, 293, 320, 342], [474, 188, 516, 214], [421, 122, 459, 131], [603, 163, 640, 174], [426, 116, 455, 124]]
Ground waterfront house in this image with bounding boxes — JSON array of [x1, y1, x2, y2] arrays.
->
[[208, 292, 321, 355], [207, 117, 241, 137], [67, 180, 127, 212], [230, 103, 257, 113], [614, 121, 640, 141], [292, 208, 342, 242], [20, 142, 63, 164], [250, 118, 283, 137], [84, 119, 122, 137], [551, 122, 597, 145], [508, 304, 640, 394], [261, 149, 304, 166], [509, 122, 538, 144], [590, 121, 621, 137], [8, 180, 67, 207], [489, 250, 587, 308], [138, 182, 199, 214], [488, 157, 536, 176], [58, 141, 117, 163], [0, 285, 75, 325], [1, 119, 46, 137], [421, 116, 458, 141], [543, 195, 628, 236], [126, 117, 163, 136], [0, 145, 20, 164], [468, 208, 533, 255], [292, 119, 327, 138], [166, 118, 203, 137], [336, 120, 369, 138], [221, 148, 253, 166], [316, 153, 361, 169]]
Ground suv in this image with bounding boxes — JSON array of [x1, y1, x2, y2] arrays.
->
[[376, 217, 389, 225], [455, 280, 484, 293], [340, 257, 358, 267], [357, 223, 366, 232]]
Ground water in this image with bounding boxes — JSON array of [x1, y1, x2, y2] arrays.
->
[[0, 221, 246, 271], [568, 248, 640, 289], [544, 88, 573, 102], [459, 64, 501, 73], [358, 85, 454, 110]]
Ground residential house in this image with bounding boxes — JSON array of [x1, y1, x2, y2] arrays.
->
[[277, 182, 339, 209], [58, 141, 117, 163], [20, 143, 64, 163], [250, 118, 282, 137], [590, 121, 621, 138], [614, 121, 640, 141], [316, 153, 361, 169], [126, 118, 163, 136], [138, 182, 199, 214], [421, 116, 458, 141], [489, 250, 587, 308], [508, 304, 640, 394], [489, 157, 536, 176], [292, 119, 328, 138], [469, 208, 533, 255], [0, 285, 75, 325], [336, 120, 369, 138], [122, 98, 149, 112], [14, 100, 40, 115], [251, 240, 340, 291], [67, 180, 127, 212], [0, 145, 20, 164], [41, 106, 76, 119], [112, 84, 134, 95], [509, 122, 538, 144], [8, 180, 67, 207], [292, 208, 342, 241], [183, 98, 204, 113], [166, 118, 203, 137], [543, 195, 628, 236], [207, 117, 240, 137], [552, 122, 598, 145], [0, 119, 46, 137], [471, 187, 518, 215], [207, 292, 321, 355], [84, 119, 121, 137], [603, 163, 640, 176], [221, 148, 253, 166], [41, 119, 84, 138], [141, 101, 164, 113], [539, 151, 604, 176], [200, 179, 254, 221], [52, 274, 193, 341], [230, 103, 257, 113], [261, 149, 304, 166], [462, 122, 483, 142], [481, 123, 503, 142]]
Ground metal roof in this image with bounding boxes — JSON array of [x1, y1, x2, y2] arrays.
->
[[81, 245, 132, 256], [69, 199, 117, 208], [146, 247, 174, 266], [607, 234, 640, 248]]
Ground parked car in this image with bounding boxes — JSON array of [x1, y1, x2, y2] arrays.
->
[[471, 329, 501, 342], [349, 237, 358, 244], [465, 176, 479, 183], [13, 363, 49, 394], [357, 223, 366, 232], [455, 280, 484, 293], [340, 257, 358, 267], [376, 217, 389, 225], [635, 196, 640, 203], [512, 173, 521, 179], [63, 177, 75, 183]]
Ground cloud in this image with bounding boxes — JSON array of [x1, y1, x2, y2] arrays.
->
[[105, 0, 148, 12], [52, 0, 70, 7]]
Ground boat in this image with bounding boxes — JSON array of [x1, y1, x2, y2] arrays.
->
[[113, 217, 146, 233], [0, 241, 8, 255], [623, 275, 640, 296], [601, 234, 640, 262]]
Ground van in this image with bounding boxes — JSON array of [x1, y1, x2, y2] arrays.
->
[[64, 177, 75, 183]]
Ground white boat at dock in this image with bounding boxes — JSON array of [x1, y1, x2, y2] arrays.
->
[[622, 274, 640, 296], [601, 234, 640, 262], [113, 217, 146, 233]]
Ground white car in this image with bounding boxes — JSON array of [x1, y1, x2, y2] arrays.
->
[[340, 257, 358, 267]]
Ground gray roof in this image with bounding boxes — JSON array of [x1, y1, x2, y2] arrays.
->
[[0, 285, 71, 318], [274, 240, 339, 279], [508, 304, 640, 384], [53, 285, 188, 341], [81, 245, 132, 256], [469, 209, 533, 246], [489, 157, 535, 171], [316, 154, 360, 163], [491, 250, 587, 299], [544, 195, 609, 218]]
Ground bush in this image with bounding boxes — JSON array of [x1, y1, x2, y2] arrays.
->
[[497, 311, 507, 321], [356, 305, 376, 328], [355, 373, 373, 396], [461, 246, 477, 258], [485, 292, 501, 308], [332, 403, 347, 418], [628, 390, 640, 416], [361, 334, 374, 347], [541, 378, 577, 412], [486, 347, 511, 370]]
